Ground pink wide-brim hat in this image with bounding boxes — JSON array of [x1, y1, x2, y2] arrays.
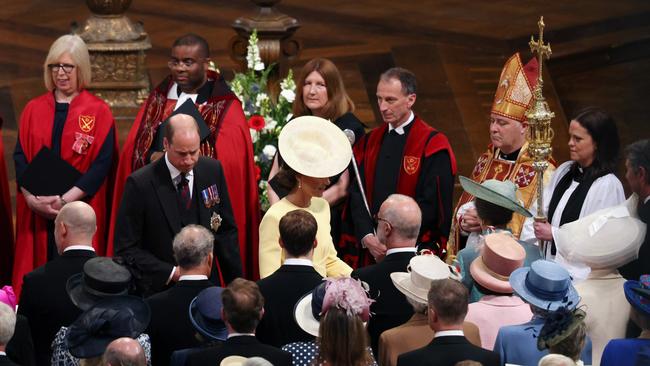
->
[[0, 286, 17, 309], [470, 232, 525, 293]]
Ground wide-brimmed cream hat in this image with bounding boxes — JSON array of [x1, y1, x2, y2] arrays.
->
[[459, 176, 532, 217], [555, 195, 646, 269], [390, 253, 461, 305], [278, 116, 352, 178]]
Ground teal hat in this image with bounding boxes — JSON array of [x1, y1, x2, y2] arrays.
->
[[459, 176, 532, 217]]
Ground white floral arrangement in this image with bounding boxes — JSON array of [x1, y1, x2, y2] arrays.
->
[[229, 30, 296, 211]]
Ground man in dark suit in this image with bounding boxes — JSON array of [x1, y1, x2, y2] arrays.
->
[[145, 225, 215, 366], [256, 209, 322, 347], [18, 201, 97, 366], [114, 113, 242, 295], [620, 139, 650, 280], [187, 278, 291, 365], [352, 194, 419, 355], [0, 303, 18, 366], [397, 278, 500, 366]]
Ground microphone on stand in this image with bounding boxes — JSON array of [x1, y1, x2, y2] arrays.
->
[[343, 129, 375, 235]]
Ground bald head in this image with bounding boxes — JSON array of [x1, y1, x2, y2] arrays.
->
[[102, 337, 146, 366], [54, 201, 96, 251], [164, 113, 200, 144], [377, 194, 421, 247]]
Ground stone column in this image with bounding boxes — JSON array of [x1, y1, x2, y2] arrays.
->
[[73, 0, 151, 114]]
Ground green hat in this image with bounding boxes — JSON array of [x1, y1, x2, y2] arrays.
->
[[459, 176, 532, 217]]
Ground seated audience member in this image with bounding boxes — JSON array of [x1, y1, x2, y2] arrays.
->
[[103, 338, 146, 366], [170, 286, 228, 365], [464, 232, 532, 350], [494, 260, 592, 366], [53, 296, 150, 366], [380, 253, 480, 366], [396, 278, 499, 366], [619, 139, 650, 280], [453, 177, 540, 303], [537, 307, 587, 365], [284, 277, 376, 366], [18, 201, 97, 366], [256, 209, 322, 347], [145, 225, 215, 366], [186, 279, 291, 366], [0, 302, 18, 366], [2, 286, 35, 366], [351, 194, 421, 355], [555, 196, 646, 365], [538, 353, 578, 366], [601, 274, 650, 366], [51, 257, 152, 365]]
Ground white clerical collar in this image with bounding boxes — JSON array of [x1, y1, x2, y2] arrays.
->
[[434, 330, 464, 338], [167, 82, 198, 108], [165, 153, 194, 183], [64, 245, 95, 253], [179, 275, 208, 281], [228, 332, 255, 339], [386, 247, 416, 256], [388, 111, 415, 135], [283, 258, 314, 266]]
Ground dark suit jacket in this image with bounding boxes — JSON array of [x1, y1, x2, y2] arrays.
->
[[396, 336, 500, 366], [0, 355, 19, 366], [186, 335, 292, 366], [115, 156, 241, 294], [145, 278, 213, 366], [351, 251, 415, 355], [6, 314, 35, 366], [256, 264, 323, 347], [620, 199, 649, 280], [17, 248, 95, 366]]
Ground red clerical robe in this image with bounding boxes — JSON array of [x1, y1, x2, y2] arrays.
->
[[0, 117, 14, 285], [108, 71, 260, 279], [342, 117, 457, 267], [13, 90, 117, 298]]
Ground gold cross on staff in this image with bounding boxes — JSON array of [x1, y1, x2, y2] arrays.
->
[[529, 16, 552, 80]]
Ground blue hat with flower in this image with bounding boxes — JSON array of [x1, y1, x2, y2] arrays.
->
[[509, 259, 579, 311], [624, 274, 650, 315]]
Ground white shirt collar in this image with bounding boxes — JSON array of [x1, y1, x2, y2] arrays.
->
[[167, 82, 198, 108], [386, 247, 417, 256], [165, 153, 194, 182], [63, 245, 95, 253], [645, 195, 650, 204], [179, 275, 209, 281], [388, 111, 415, 135], [283, 258, 314, 266], [0, 351, 6, 356], [228, 332, 255, 339], [434, 330, 464, 338]]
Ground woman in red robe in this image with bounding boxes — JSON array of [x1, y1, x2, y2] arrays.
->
[[12, 35, 117, 298]]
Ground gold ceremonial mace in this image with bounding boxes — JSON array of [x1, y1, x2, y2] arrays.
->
[[525, 16, 555, 257]]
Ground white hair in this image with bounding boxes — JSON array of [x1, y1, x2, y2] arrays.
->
[[0, 302, 16, 345]]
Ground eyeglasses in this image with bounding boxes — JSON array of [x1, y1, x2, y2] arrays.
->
[[47, 63, 75, 74], [168, 58, 202, 69], [373, 214, 392, 230]]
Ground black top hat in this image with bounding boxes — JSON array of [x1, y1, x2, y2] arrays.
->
[[66, 257, 132, 311], [65, 295, 150, 358]]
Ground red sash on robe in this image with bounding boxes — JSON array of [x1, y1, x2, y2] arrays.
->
[[108, 72, 261, 280], [342, 117, 457, 267], [0, 117, 14, 285], [13, 90, 118, 298]]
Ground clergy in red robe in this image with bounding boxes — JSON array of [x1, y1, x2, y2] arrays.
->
[[108, 33, 260, 280], [0, 117, 14, 285], [13, 35, 118, 298], [342, 67, 457, 267]]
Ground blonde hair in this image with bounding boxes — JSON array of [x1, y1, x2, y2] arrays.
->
[[43, 35, 91, 91], [292, 58, 354, 121]]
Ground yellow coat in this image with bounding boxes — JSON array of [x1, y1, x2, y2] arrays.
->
[[258, 197, 352, 278]]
